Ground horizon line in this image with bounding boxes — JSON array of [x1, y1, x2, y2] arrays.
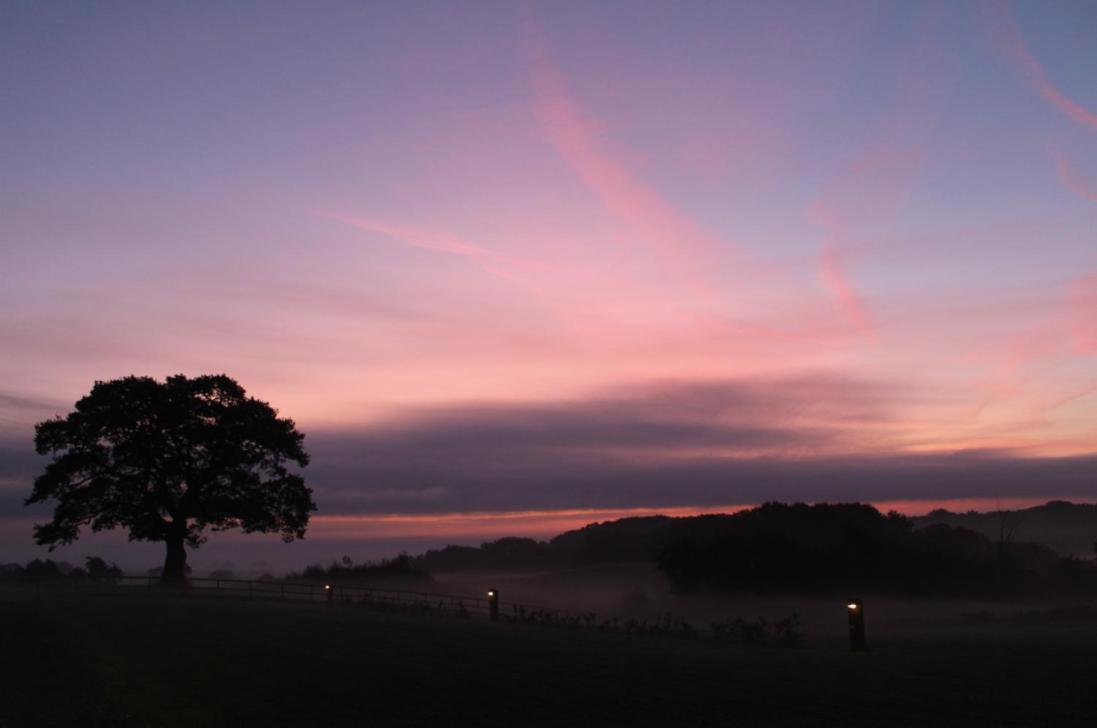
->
[[305, 495, 1095, 542]]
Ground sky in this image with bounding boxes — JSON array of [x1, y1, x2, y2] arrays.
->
[[1, 1, 1095, 572]]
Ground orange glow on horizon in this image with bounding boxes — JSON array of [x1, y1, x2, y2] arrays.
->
[[305, 496, 1092, 542]]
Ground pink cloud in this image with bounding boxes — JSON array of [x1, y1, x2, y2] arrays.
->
[[520, 23, 848, 348], [516, 19, 804, 321], [310, 207, 850, 383], [949, 269, 1096, 442]]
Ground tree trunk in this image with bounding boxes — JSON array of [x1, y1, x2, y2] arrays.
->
[[162, 527, 187, 585]]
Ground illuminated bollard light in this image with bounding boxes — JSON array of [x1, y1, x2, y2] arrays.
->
[[487, 588, 499, 622], [847, 597, 867, 652], [325, 583, 334, 604]]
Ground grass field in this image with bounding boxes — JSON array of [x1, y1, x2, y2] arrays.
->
[[3, 590, 1097, 727]]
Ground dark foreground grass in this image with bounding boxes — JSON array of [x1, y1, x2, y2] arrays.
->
[[3, 592, 1097, 728]]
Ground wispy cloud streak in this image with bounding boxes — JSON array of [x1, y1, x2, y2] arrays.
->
[[1053, 152, 1097, 203], [982, 0, 1097, 132], [806, 6, 944, 332], [317, 212, 562, 298], [1069, 272, 1097, 354], [524, 42, 726, 264]]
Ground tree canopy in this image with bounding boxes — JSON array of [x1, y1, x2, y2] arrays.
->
[[26, 374, 315, 581]]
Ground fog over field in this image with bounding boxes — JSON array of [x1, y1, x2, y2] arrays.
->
[[429, 564, 1054, 639]]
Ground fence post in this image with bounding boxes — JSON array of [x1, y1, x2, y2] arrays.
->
[[487, 588, 499, 622], [847, 597, 867, 652]]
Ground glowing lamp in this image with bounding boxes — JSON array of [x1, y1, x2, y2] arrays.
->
[[324, 583, 334, 603], [847, 597, 867, 652], [486, 587, 500, 622]]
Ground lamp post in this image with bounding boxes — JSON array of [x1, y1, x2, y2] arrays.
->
[[847, 597, 867, 651], [325, 583, 334, 604], [487, 588, 499, 622]]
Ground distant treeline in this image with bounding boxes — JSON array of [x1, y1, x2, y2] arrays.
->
[[913, 500, 1097, 557], [288, 553, 432, 585], [0, 556, 123, 583], [412, 502, 1097, 597]]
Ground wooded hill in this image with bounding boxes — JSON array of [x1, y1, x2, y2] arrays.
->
[[412, 501, 1097, 597], [913, 500, 1097, 557]]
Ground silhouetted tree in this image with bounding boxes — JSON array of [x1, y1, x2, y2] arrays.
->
[[294, 553, 431, 584], [22, 559, 62, 582], [0, 563, 24, 583], [26, 374, 315, 583], [85, 556, 123, 581]]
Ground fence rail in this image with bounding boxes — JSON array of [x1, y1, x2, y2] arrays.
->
[[33, 575, 571, 621], [30, 576, 807, 645]]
